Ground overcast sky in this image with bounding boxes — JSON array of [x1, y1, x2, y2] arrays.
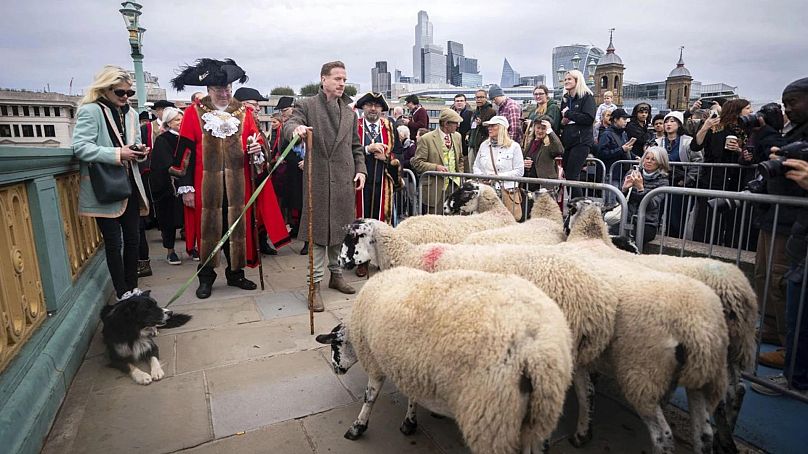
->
[[1, 0, 805, 103]]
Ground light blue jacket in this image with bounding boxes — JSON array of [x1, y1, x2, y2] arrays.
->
[[72, 102, 149, 218]]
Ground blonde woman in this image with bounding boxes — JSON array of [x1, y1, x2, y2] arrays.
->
[[473, 115, 524, 219], [560, 69, 596, 197], [73, 65, 151, 301]]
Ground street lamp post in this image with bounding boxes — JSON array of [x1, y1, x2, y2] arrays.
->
[[587, 59, 597, 86], [119, 1, 146, 112], [555, 65, 566, 101]]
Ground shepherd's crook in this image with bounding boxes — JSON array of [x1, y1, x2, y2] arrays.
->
[[306, 132, 315, 335]]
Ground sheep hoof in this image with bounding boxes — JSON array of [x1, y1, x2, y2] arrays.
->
[[344, 424, 367, 440], [400, 418, 417, 435], [569, 430, 593, 448]]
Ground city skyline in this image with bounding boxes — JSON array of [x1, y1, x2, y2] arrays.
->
[[1, 0, 804, 103]]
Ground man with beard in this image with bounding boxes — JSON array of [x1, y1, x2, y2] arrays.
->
[[353, 92, 402, 276], [170, 58, 290, 299]]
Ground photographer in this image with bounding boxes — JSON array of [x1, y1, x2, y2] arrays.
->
[[610, 146, 670, 245], [751, 76, 808, 396]]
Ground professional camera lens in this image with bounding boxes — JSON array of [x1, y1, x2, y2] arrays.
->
[[707, 197, 741, 213], [758, 159, 785, 180], [738, 113, 762, 128]]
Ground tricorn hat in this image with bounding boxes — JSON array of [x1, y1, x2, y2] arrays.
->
[[171, 58, 247, 91], [355, 92, 389, 111], [234, 87, 268, 102], [275, 96, 294, 110], [152, 100, 176, 109]]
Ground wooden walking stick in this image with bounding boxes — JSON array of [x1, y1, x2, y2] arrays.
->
[[306, 132, 315, 335]]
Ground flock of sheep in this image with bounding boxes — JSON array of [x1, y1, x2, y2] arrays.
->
[[314, 181, 758, 454]]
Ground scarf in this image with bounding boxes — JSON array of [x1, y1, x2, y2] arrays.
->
[[642, 168, 661, 180]]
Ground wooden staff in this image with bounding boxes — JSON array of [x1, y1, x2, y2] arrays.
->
[[306, 132, 315, 335]]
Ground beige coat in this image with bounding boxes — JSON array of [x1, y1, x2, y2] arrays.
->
[[283, 90, 366, 246], [411, 128, 464, 210]]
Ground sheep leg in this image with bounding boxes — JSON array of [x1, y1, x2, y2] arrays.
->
[[399, 399, 418, 435], [521, 439, 549, 454], [640, 406, 675, 454], [569, 368, 595, 447], [713, 367, 742, 454], [344, 376, 385, 440], [686, 388, 714, 454]]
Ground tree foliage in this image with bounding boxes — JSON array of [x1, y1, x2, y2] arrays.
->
[[300, 83, 320, 96], [343, 85, 357, 97], [270, 86, 294, 96]]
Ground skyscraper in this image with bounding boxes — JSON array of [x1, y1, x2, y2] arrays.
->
[[412, 11, 433, 84], [500, 58, 521, 88], [421, 44, 446, 84], [446, 41, 482, 87], [551, 45, 604, 86], [371, 61, 392, 99]]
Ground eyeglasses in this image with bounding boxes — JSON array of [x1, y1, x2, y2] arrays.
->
[[209, 86, 232, 93], [113, 89, 136, 97]]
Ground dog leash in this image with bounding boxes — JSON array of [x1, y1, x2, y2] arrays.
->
[[164, 136, 299, 307]]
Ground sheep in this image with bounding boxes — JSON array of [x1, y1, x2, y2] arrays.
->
[[461, 188, 567, 246], [563, 197, 758, 453], [340, 218, 618, 447], [316, 267, 573, 454], [390, 181, 515, 245], [341, 218, 729, 454]]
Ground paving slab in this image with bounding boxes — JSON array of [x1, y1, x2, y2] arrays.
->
[[175, 312, 340, 374], [254, 288, 310, 320], [67, 372, 211, 454], [205, 350, 354, 437], [182, 419, 314, 454], [302, 393, 445, 454], [164, 296, 261, 333], [77, 334, 177, 392], [316, 348, 398, 400]]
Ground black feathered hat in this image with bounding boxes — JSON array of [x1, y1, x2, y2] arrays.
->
[[355, 92, 389, 111], [139, 111, 153, 121], [171, 58, 248, 91]]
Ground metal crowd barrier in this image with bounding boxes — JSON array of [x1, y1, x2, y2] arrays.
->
[[635, 186, 808, 402], [608, 160, 755, 193], [392, 168, 417, 225], [416, 171, 629, 235]]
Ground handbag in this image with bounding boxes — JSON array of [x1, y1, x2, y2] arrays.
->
[[89, 103, 132, 203], [488, 144, 523, 221]]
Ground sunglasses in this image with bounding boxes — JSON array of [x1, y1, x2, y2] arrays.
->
[[113, 89, 136, 97]]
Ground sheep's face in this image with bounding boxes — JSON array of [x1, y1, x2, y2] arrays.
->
[[339, 220, 375, 269], [564, 197, 601, 235], [315, 324, 357, 374], [443, 181, 480, 215], [529, 186, 559, 202]]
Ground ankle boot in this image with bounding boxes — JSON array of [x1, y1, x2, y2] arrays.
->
[[310, 282, 325, 312], [137, 259, 152, 277], [328, 273, 355, 294]]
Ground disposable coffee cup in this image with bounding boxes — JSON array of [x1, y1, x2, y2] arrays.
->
[[725, 135, 738, 150]]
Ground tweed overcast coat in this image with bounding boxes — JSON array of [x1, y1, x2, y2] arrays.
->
[[283, 90, 366, 246]]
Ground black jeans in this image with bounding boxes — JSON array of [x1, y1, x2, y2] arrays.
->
[[154, 194, 178, 250], [96, 189, 140, 298], [197, 197, 244, 284], [563, 144, 590, 199]]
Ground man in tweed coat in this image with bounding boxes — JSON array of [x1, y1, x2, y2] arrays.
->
[[284, 61, 367, 311]]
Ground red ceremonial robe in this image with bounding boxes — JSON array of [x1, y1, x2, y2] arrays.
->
[[355, 118, 394, 222], [172, 102, 290, 267]]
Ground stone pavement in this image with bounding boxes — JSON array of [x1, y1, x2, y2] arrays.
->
[[41, 234, 758, 454]]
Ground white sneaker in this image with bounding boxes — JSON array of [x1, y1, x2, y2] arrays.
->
[[116, 290, 134, 302], [750, 374, 808, 396], [131, 287, 144, 296]]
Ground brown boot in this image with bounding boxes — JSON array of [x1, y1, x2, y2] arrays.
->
[[328, 273, 356, 294], [309, 282, 324, 312], [758, 348, 785, 369], [355, 263, 368, 277]]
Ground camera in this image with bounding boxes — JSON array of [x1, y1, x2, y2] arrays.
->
[[129, 144, 143, 152], [739, 103, 783, 130], [758, 141, 808, 196]]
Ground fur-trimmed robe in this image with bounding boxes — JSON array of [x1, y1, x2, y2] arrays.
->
[[171, 96, 290, 269], [355, 117, 403, 223]]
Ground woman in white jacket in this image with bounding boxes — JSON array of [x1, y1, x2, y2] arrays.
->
[[473, 115, 524, 219]]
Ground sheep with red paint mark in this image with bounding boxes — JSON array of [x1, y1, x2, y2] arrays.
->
[[316, 267, 573, 454], [339, 218, 619, 447]]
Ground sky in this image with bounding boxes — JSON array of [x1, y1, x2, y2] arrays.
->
[[1, 0, 806, 104]]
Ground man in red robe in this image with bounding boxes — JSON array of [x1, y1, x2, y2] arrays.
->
[[170, 58, 290, 299]]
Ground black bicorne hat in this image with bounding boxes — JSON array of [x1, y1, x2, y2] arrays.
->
[[275, 96, 294, 110], [234, 87, 268, 102], [152, 100, 176, 109], [355, 92, 389, 111], [171, 58, 247, 91]]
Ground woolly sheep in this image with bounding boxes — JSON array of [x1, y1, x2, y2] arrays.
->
[[341, 218, 729, 453], [391, 181, 515, 244], [316, 267, 573, 454], [462, 188, 567, 246], [563, 198, 758, 453], [340, 218, 621, 447]]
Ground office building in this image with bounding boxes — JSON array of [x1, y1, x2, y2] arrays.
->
[[551, 44, 604, 85], [371, 61, 392, 99], [412, 10, 434, 83], [421, 44, 446, 84], [500, 58, 521, 88], [446, 40, 482, 87], [0, 89, 80, 147], [518, 75, 546, 87]]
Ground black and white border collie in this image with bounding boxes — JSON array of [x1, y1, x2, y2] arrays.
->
[[100, 291, 191, 385]]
